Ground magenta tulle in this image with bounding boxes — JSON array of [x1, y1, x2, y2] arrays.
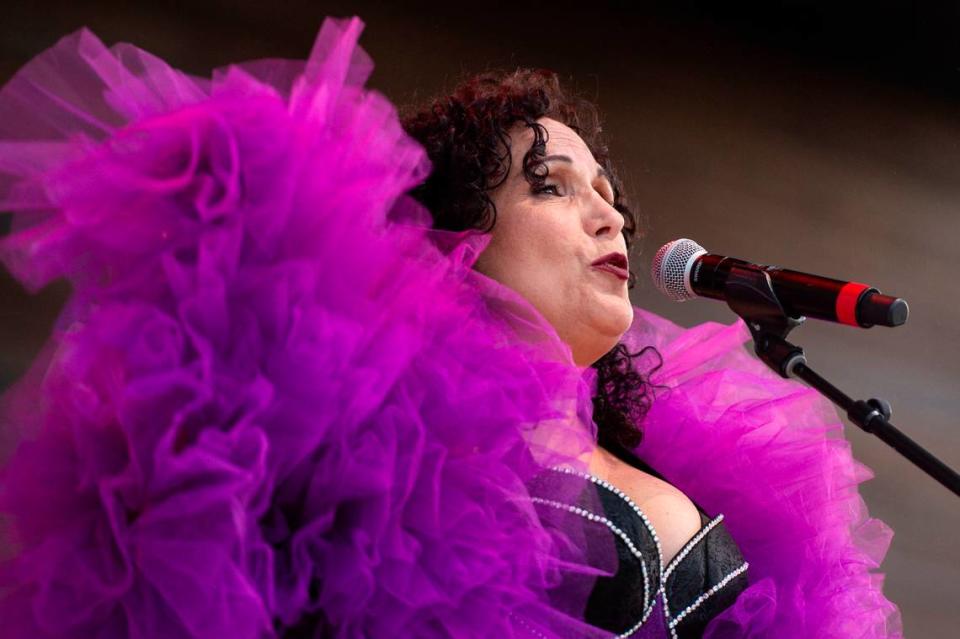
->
[[622, 311, 902, 638], [0, 16, 901, 639]]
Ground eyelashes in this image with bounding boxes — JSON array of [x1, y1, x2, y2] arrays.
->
[[532, 183, 563, 197], [532, 183, 616, 207]]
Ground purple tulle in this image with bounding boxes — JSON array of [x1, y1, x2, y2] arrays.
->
[[622, 311, 902, 637], [0, 16, 901, 639]]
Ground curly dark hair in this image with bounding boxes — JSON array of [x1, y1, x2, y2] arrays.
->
[[401, 68, 660, 450]]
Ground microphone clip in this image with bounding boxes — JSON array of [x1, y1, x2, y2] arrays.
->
[[723, 263, 807, 378]]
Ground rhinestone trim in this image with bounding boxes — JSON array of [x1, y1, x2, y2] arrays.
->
[[667, 562, 750, 629], [543, 466, 748, 638], [546, 467, 666, 637], [663, 581, 678, 639], [509, 612, 550, 639], [663, 514, 724, 580], [550, 466, 664, 568], [530, 496, 651, 615], [616, 602, 657, 639]]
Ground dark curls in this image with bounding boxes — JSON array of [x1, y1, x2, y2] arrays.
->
[[401, 68, 660, 450]]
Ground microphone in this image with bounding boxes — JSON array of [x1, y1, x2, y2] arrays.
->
[[651, 239, 908, 328]]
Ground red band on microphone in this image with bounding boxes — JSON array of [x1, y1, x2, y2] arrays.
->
[[836, 282, 870, 326]]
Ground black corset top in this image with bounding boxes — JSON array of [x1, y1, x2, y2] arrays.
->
[[536, 447, 749, 638]]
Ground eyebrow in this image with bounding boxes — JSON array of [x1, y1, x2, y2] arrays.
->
[[542, 154, 610, 181]]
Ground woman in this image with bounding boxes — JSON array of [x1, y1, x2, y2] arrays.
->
[[0, 17, 900, 639], [402, 73, 750, 637]]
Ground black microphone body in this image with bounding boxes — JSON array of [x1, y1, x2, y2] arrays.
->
[[691, 254, 906, 327], [654, 240, 908, 328]]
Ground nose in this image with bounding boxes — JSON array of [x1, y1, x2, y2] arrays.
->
[[589, 193, 625, 240]]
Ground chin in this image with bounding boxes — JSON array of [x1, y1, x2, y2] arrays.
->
[[576, 317, 634, 367], [599, 298, 634, 335], [574, 336, 623, 368]]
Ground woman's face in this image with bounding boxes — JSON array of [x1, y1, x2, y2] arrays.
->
[[474, 117, 634, 367]]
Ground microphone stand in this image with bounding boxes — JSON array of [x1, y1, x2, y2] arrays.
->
[[723, 263, 960, 499]]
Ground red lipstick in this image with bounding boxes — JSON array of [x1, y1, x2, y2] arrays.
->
[[591, 252, 629, 281]]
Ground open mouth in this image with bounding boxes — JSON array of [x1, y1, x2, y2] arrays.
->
[[590, 251, 629, 281], [592, 263, 629, 281]]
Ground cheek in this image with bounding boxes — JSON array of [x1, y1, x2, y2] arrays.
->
[[478, 199, 584, 295], [519, 211, 580, 258], [493, 210, 568, 265]]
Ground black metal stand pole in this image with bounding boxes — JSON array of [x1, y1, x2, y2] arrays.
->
[[788, 360, 960, 497]]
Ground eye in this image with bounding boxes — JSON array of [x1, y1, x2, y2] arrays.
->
[[532, 183, 563, 197]]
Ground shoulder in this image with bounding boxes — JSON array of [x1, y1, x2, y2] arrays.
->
[[590, 447, 702, 565]]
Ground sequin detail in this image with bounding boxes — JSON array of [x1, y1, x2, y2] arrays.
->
[[530, 496, 652, 622]]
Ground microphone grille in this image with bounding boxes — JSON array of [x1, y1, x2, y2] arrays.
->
[[651, 238, 707, 301]]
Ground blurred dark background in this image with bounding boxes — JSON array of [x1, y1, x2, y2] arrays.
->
[[2, 1, 959, 635]]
